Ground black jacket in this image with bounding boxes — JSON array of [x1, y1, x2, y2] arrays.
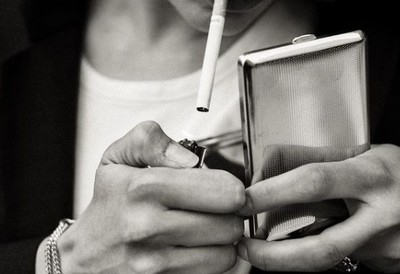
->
[[0, 1, 399, 273]]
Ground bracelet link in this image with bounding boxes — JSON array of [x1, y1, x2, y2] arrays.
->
[[45, 218, 75, 274]]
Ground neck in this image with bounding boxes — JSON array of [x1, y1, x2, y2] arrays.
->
[[84, 0, 317, 81], [84, 0, 206, 80], [88, 1, 198, 49]]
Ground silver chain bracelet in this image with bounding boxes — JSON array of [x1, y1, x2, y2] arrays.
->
[[45, 219, 75, 274]]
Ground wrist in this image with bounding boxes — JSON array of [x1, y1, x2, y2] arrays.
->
[[57, 221, 79, 274], [37, 219, 76, 274], [57, 215, 108, 274]]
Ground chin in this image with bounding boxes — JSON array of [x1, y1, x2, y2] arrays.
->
[[185, 17, 248, 36], [170, 0, 274, 37]]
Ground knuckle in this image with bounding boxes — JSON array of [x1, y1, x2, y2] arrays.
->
[[353, 152, 394, 200], [131, 121, 170, 166], [95, 165, 113, 182], [94, 167, 107, 188], [131, 121, 162, 148], [217, 170, 246, 210], [357, 155, 390, 188], [371, 157, 392, 187], [131, 121, 161, 142], [128, 169, 159, 199], [93, 165, 124, 198], [129, 253, 166, 274], [302, 164, 331, 200], [122, 211, 161, 243]]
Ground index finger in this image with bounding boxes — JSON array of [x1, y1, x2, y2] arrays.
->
[[128, 167, 246, 213], [237, 155, 378, 216]]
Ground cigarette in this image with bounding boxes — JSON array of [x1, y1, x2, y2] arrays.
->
[[196, 0, 228, 112]]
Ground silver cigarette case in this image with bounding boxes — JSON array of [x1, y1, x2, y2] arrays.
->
[[238, 31, 369, 239]]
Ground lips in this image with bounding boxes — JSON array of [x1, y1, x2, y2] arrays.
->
[[205, 0, 264, 13], [205, 0, 267, 12], [227, 0, 267, 12]]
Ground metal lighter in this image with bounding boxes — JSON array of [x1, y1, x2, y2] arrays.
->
[[179, 139, 207, 168]]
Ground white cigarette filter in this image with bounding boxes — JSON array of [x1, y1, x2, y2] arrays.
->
[[196, 0, 228, 112]]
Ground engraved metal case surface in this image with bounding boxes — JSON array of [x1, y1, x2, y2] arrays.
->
[[238, 31, 369, 239]]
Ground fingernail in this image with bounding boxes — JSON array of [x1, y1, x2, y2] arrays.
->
[[165, 142, 199, 167], [237, 239, 249, 262]]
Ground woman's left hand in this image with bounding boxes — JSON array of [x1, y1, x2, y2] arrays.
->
[[237, 144, 400, 272]]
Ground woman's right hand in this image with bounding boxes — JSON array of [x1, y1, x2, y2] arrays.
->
[[56, 121, 245, 274]]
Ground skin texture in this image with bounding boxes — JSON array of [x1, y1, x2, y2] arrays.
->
[[34, 1, 400, 273], [168, 0, 275, 35], [83, 0, 277, 80], [54, 121, 245, 274], [236, 145, 400, 272], [37, 1, 313, 273]]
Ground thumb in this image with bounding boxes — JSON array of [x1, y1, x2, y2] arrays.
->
[[100, 121, 199, 168]]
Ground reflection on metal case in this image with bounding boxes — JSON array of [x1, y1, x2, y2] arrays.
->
[[238, 31, 369, 239]]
